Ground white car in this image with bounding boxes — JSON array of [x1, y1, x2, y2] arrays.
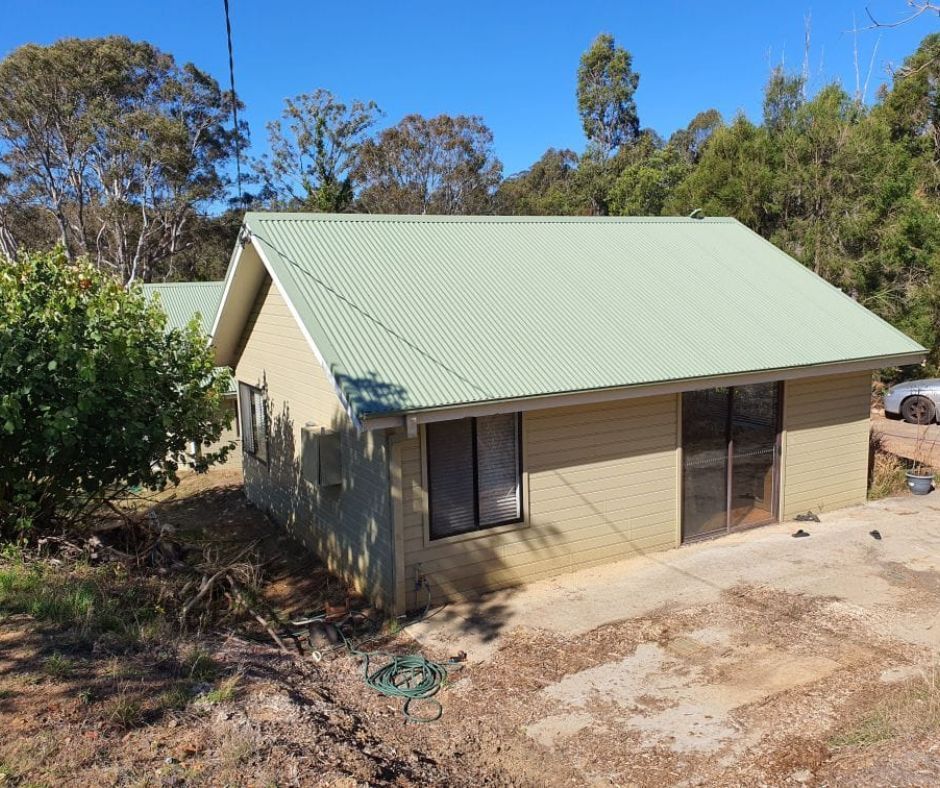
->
[[884, 379, 940, 424]]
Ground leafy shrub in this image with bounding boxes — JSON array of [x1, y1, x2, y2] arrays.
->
[[0, 249, 232, 534]]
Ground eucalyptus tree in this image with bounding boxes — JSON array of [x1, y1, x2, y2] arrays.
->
[[576, 33, 641, 156], [0, 36, 242, 283], [255, 89, 381, 212], [356, 114, 503, 214]]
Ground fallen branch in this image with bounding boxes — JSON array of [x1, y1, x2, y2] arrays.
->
[[224, 577, 293, 655]]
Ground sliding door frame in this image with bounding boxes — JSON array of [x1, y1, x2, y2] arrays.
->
[[680, 382, 783, 544]]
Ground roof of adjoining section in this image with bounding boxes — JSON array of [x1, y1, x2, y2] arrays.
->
[[238, 213, 925, 420], [141, 281, 225, 335], [141, 281, 234, 395]]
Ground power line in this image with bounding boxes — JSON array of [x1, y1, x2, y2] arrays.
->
[[223, 0, 242, 203]]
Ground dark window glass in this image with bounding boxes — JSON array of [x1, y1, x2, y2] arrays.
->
[[427, 414, 522, 540]]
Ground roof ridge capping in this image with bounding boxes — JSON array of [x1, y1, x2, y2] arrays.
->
[[244, 212, 738, 224]]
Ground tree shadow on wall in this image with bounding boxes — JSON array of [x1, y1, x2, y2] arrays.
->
[[237, 370, 572, 647]]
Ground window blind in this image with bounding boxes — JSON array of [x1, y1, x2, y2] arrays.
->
[[476, 414, 520, 525], [239, 383, 255, 454], [238, 382, 267, 461], [251, 388, 267, 462], [427, 418, 476, 539], [427, 414, 521, 540]]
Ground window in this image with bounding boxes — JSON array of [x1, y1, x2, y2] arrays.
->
[[238, 382, 268, 462], [426, 413, 522, 540]]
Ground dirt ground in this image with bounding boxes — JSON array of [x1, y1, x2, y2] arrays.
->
[[3, 471, 940, 786], [873, 410, 940, 467]]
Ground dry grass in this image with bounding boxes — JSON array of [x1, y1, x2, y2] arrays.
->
[[869, 428, 910, 500], [832, 665, 940, 748]]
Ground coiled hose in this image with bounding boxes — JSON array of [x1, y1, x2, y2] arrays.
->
[[333, 624, 456, 723]]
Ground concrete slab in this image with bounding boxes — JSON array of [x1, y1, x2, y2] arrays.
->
[[409, 494, 940, 662]]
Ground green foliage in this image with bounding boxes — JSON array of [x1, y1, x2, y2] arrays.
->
[[356, 114, 503, 214], [0, 559, 161, 644], [0, 36, 242, 282], [0, 249, 232, 533], [577, 33, 641, 156], [496, 149, 587, 215], [255, 89, 381, 213]]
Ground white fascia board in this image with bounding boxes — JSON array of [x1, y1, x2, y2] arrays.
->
[[210, 227, 247, 342]]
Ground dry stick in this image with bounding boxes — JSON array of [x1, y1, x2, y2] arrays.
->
[[224, 577, 293, 655], [179, 568, 229, 623]]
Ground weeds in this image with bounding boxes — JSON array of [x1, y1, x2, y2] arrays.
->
[[159, 682, 194, 711], [41, 652, 73, 679], [830, 709, 895, 747], [205, 673, 241, 704], [869, 429, 910, 500], [106, 691, 143, 729], [869, 450, 908, 499], [182, 647, 220, 681], [832, 665, 940, 748], [0, 560, 162, 647], [219, 730, 259, 768]]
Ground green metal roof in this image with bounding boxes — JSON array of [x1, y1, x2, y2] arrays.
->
[[141, 281, 234, 394], [141, 281, 225, 335], [240, 213, 925, 419]]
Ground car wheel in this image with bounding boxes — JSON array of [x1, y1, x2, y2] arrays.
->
[[901, 395, 936, 425]]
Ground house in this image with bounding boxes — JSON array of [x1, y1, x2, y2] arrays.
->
[[141, 281, 241, 469], [211, 213, 925, 613]]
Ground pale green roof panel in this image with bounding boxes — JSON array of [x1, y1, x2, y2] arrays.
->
[[241, 213, 925, 418], [141, 281, 234, 394], [141, 281, 225, 335]]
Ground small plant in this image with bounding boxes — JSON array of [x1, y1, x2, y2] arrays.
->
[[869, 428, 910, 499], [182, 647, 220, 681], [831, 664, 940, 748], [910, 422, 937, 477], [106, 691, 143, 729], [204, 673, 241, 704], [159, 682, 193, 711], [41, 652, 73, 679], [219, 730, 258, 768], [830, 709, 895, 747]]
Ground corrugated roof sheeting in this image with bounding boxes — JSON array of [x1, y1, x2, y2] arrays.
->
[[242, 214, 925, 418], [141, 281, 225, 335], [141, 281, 234, 394]]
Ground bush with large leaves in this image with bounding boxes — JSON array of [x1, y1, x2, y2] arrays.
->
[[0, 249, 232, 535]]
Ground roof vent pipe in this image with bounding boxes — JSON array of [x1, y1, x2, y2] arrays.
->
[[688, 208, 704, 220]]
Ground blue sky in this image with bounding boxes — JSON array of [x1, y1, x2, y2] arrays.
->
[[1, 1, 935, 176]]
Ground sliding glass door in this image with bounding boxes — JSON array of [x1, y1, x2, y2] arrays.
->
[[681, 388, 731, 541], [681, 382, 780, 542]]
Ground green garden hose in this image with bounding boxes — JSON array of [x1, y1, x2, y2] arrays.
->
[[333, 624, 455, 723]]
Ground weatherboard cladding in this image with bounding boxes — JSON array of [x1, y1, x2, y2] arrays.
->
[[243, 213, 924, 420], [141, 281, 225, 335]]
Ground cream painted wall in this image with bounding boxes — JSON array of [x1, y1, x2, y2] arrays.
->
[[233, 276, 395, 607], [781, 371, 872, 519]]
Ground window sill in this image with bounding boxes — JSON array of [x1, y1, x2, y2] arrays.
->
[[425, 518, 527, 548]]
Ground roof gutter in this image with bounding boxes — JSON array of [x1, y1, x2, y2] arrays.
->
[[360, 350, 926, 435]]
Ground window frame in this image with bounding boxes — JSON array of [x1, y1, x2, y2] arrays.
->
[[424, 413, 525, 543], [238, 382, 268, 464]]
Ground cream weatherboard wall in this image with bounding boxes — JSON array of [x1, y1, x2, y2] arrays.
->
[[780, 371, 872, 519], [396, 371, 874, 609], [232, 276, 395, 607], [200, 396, 241, 470], [397, 395, 680, 610]]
